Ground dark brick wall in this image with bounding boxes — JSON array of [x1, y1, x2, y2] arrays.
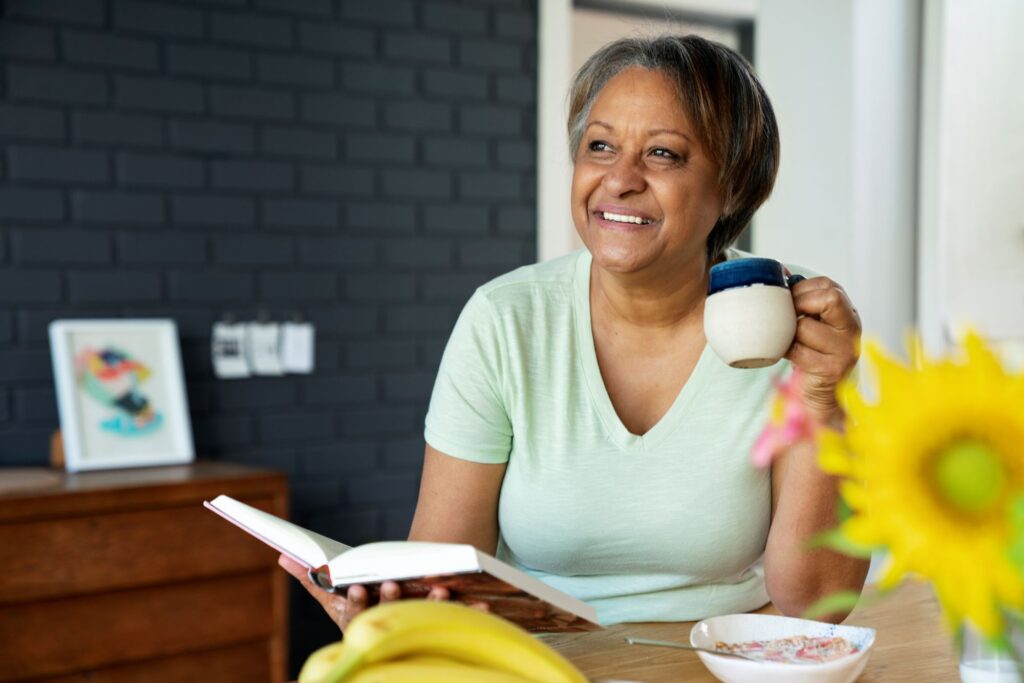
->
[[0, 0, 537, 672]]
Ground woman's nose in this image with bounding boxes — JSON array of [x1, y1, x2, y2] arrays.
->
[[602, 156, 646, 196]]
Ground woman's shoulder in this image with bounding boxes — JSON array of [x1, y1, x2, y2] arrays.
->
[[475, 249, 583, 302]]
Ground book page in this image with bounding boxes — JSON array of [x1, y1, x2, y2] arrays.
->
[[327, 541, 479, 583], [206, 495, 350, 568]]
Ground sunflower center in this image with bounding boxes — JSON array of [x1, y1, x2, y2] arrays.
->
[[931, 440, 1007, 515]]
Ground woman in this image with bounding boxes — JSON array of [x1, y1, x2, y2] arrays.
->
[[282, 34, 869, 631]]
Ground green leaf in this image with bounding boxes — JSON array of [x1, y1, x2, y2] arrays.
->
[[806, 528, 875, 559], [1008, 496, 1024, 571], [802, 591, 863, 620], [836, 496, 854, 523]]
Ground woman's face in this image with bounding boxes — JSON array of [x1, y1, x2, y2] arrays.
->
[[572, 67, 723, 277]]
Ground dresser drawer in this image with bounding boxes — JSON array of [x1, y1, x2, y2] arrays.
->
[[0, 495, 279, 604], [0, 573, 274, 682]]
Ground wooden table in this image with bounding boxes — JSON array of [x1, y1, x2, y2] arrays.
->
[[546, 582, 958, 682]]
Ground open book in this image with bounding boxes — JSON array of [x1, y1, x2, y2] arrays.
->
[[205, 495, 600, 633]]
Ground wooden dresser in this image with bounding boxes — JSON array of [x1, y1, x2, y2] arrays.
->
[[0, 462, 289, 683]]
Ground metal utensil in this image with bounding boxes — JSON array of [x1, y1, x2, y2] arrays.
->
[[624, 637, 763, 662]]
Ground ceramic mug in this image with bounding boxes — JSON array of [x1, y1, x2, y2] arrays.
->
[[704, 257, 805, 369]]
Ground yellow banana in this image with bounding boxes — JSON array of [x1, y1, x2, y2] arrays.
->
[[322, 600, 587, 683], [298, 641, 346, 683], [344, 655, 539, 683]]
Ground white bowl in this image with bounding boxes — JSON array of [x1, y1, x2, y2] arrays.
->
[[689, 613, 876, 683]]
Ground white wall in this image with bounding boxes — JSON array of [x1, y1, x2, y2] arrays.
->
[[754, 0, 919, 355]]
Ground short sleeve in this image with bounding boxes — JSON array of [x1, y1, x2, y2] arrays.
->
[[424, 290, 513, 463]]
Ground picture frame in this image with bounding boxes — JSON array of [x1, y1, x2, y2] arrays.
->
[[48, 319, 194, 472]]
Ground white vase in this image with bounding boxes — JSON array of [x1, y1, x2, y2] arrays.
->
[[960, 622, 1024, 683]]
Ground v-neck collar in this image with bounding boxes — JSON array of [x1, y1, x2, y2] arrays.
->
[[573, 249, 713, 452]]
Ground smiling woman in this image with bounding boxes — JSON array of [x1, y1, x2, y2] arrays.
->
[[280, 35, 869, 635]]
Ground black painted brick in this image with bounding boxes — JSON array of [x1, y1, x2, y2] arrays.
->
[[423, 204, 489, 234], [167, 44, 252, 81], [302, 94, 375, 127], [116, 76, 204, 114], [257, 0, 333, 17], [73, 111, 163, 147], [0, 104, 64, 141], [261, 127, 336, 160], [298, 23, 375, 57], [384, 101, 452, 133], [346, 202, 416, 233], [346, 133, 415, 164], [384, 371, 436, 401], [382, 434, 422, 469], [211, 12, 293, 48], [8, 65, 108, 105], [346, 274, 416, 303], [73, 191, 164, 225], [0, 349, 54, 382], [459, 238, 527, 267], [213, 233, 293, 266], [12, 228, 111, 265], [118, 152, 205, 188], [383, 169, 452, 199], [169, 120, 255, 154], [342, 64, 415, 96], [422, 272, 489, 302], [459, 170, 521, 200], [423, 69, 488, 101], [113, 0, 204, 38], [14, 387, 58, 423], [0, 188, 64, 222], [423, 137, 488, 167], [497, 74, 535, 104], [386, 305, 453, 333], [497, 205, 534, 234], [0, 271, 62, 304], [173, 195, 255, 228], [68, 270, 161, 303], [384, 238, 452, 268], [262, 198, 338, 230], [306, 305, 377, 335], [119, 232, 206, 265], [302, 374, 377, 405], [301, 165, 374, 197], [212, 160, 294, 192], [259, 412, 335, 443], [384, 33, 451, 65], [0, 313, 12, 343], [218, 378, 299, 409], [168, 271, 254, 302], [423, 3, 488, 34], [340, 0, 415, 27], [496, 9, 535, 39], [260, 272, 338, 301], [314, 340, 342, 371], [62, 30, 159, 71], [459, 39, 522, 71], [345, 472, 418, 504], [306, 509, 379, 545], [460, 104, 522, 136], [258, 54, 334, 88], [7, 0, 104, 25], [0, 23, 57, 60], [192, 416, 254, 448], [210, 86, 294, 121], [381, 506, 416, 540], [497, 140, 534, 168], [298, 237, 375, 266], [7, 146, 108, 185]]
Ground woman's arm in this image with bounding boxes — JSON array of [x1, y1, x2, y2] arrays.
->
[[408, 445, 508, 552], [763, 277, 870, 621]]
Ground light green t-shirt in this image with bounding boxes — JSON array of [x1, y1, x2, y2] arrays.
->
[[424, 249, 798, 625]]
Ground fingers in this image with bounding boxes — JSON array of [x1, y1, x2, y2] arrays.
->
[[427, 586, 450, 601], [380, 581, 401, 602], [791, 278, 861, 333]]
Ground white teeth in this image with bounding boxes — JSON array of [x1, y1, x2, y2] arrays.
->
[[601, 212, 649, 225]]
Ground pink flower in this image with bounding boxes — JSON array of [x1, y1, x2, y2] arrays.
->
[[751, 369, 815, 468]]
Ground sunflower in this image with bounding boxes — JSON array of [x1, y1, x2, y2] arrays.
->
[[818, 331, 1024, 638]]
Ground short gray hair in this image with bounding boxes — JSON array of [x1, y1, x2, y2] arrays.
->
[[568, 35, 780, 261]]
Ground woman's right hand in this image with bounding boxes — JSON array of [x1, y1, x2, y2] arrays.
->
[[278, 554, 449, 633]]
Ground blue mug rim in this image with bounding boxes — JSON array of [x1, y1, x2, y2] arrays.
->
[[708, 257, 789, 296]]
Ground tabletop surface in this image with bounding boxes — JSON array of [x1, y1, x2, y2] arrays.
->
[[545, 581, 958, 682]]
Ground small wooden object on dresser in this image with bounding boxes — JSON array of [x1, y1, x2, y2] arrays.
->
[[0, 461, 289, 683]]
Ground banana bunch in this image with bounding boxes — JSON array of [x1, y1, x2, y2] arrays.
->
[[298, 600, 588, 683]]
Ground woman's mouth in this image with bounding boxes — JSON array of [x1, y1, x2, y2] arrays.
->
[[593, 210, 655, 231]]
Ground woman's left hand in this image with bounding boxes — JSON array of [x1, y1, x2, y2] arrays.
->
[[784, 276, 861, 425]]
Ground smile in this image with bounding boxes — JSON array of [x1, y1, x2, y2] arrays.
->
[[598, 211, 653, 225]]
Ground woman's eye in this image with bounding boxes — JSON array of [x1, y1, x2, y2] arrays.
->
[[588, 140, 611, 153], [650, 147, 678, 160]]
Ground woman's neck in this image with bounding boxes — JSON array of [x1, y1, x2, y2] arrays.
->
[[590, 255, 710, 331]]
